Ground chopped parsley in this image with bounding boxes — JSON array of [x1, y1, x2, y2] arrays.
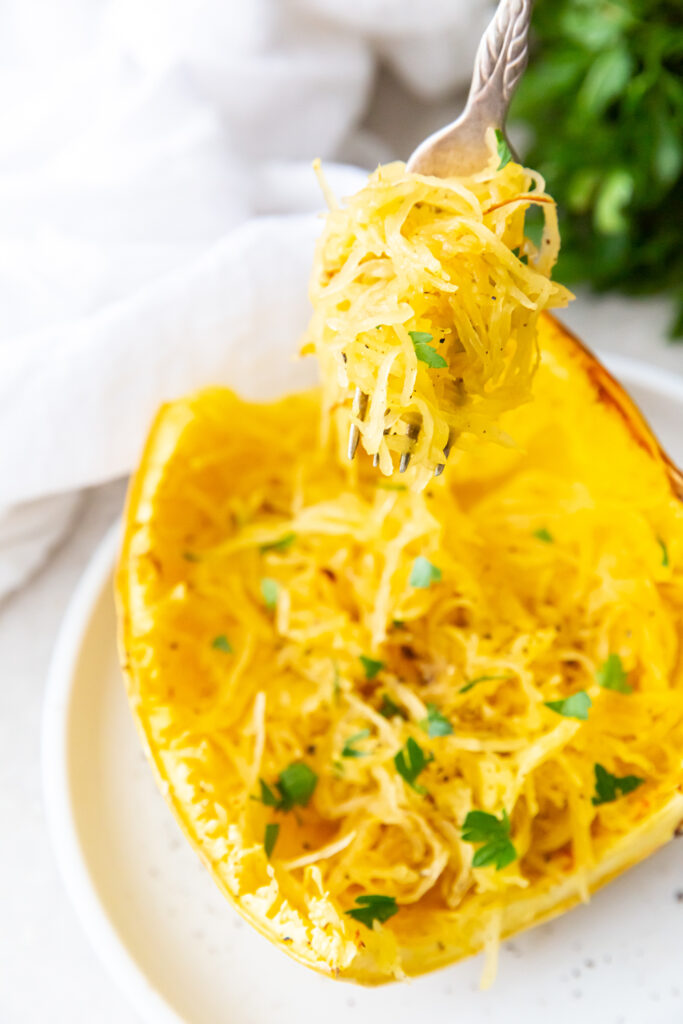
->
[[260, 577, 279, 610], [379, 693, 405, 719], [182, 550, 200, 562], [264, 823, 279, 859], [345, 894, 399, 929], [495, 128, 513, 170], [461, 809, 517, 870], [394, 737, 433, 794], [211, 634, 233, 654], [459, 674, 511, 694], [409, 556, 442, 588], [409, 331, 448, 369], [359, 655, 384, 680], [545, 690, 592, 720], [658, 537, 669, 567], [342, 729, 371, 759], [420, 702, 454, 737], [596, 653, 632, 694], [592, 763, 644, 806], [260, 532, 296, 553], [256, 762, 318, 811], [533, 527, 554, 543]]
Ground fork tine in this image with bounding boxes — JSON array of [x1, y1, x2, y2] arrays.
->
[[399, 421, 420, 473], [347, 387, 368, 460], [434, 431, 454, 476]]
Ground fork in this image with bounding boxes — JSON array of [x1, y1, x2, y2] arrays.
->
[[348, 0, 533, 474]]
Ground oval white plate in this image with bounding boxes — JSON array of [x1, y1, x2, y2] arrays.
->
[[43, 353, 683, 1024]]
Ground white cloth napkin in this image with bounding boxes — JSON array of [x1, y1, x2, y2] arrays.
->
[[0, 0, 489, 597]]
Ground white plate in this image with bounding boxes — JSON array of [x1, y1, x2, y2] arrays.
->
[[43, 353, 683, 1024]]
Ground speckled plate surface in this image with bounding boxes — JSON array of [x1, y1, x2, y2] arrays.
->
[[43, 353, 683, 1024]]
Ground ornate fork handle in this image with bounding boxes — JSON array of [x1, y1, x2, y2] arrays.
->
[[406, 0, 533, 178]]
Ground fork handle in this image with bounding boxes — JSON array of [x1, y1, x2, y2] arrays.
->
[[465, 0, 533, 130]]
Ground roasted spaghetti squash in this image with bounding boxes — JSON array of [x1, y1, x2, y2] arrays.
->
[[117, 313, 683, 985]]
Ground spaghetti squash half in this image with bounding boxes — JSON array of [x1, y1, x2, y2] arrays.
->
[[117, 314, 683, 985]]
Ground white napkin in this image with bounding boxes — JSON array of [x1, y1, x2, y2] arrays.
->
[[0, 0, 488, 597]]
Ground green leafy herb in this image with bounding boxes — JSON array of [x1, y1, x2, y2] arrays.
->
[[495, 128, 513, 169], [533, 527, 554, 543], [360, 655, 384, 680], [420, 702, 454, 737], [211, 634, 233, 654], [256, 763, 318, 811], [409, 556, 442, 588], [345, 894, 399, 929], [261, 577, 279, 610], [461, 809, 517, 870], [510, 1, 683, 336], [596, 653, 632, 694], [342, 729, 371, 758], [545, 690, 592, 720], [264, 823, 279, 859], [459, 674, 511, 694], [394, 737, 433, 794], [409, 331, 448, 369], [260, 532, 296, 553], [592, 763, 645, 806], [182, 550, 199, 562], [658, 537, 669, 567], [379, 693, 405, 719]]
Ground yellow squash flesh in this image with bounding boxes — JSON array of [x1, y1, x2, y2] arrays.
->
[[116, 313, 683, 984]]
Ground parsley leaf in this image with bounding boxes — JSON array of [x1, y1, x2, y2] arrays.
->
[[459, 674, 511, 694], [260, 532, 296, 553], [533, 527, 554, 543], [462, 809, 517, 870], [409, 556, 442, 588], [379, 693, 405, 719], [495, 128, 513, 170], [342, 729, 371, 758], [345, 894, 399, 929], [658, 537, 669, 567], [359, 655, 384, 680], [261, 577, 279, 610], [264, 822, 279, 859], [256, 763, 318, 811], [596, 653, 632, 694], [394, 737, 433, 794], [545, 690, 592, 720], [592, 763, 644, 806], [409, 331, 448, 369], [211, 634, 233, 653], [420, 702, 454, 737]]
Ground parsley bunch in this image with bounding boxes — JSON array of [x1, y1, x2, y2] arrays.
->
[[511, 0, 683, 335]]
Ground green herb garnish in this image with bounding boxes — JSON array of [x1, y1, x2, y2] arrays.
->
[[264, 823, 279, 859], [211, 634, 233, 654], [461, 809, 517, 870], [409, 331, 448, 369], [360, 655, 384, 680], [182, 551, 199, 562], [592, 763, 645, 806], [596, 653, 632, 694], [345, 894, 399, 929], [260, 532, 296, 553], [495, 128, 513, 169], [658, 537, 669, 567], [379, 693, 405, 719], [459, 674, 511, 694], [256, 762, 318, 811], [533, 527, 554, 543], [260, 577, 279, 610], [420, 702, 454, 737], [545, 690, 592, 720], [409, 556, 442, 588], [342, 729, 371, 758], [394, 737, 433, 794]]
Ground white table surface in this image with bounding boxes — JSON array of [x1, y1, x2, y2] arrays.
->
[[0, 249, 681, 1024]]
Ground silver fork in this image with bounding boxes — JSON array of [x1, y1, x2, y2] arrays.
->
[[347, 0, 533, 473]]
